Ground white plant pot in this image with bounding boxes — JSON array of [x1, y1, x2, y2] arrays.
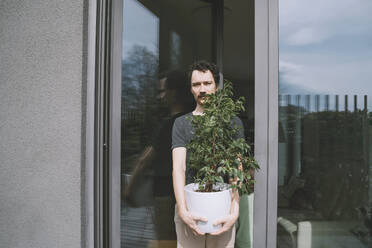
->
[[184, 183, 232, 233]]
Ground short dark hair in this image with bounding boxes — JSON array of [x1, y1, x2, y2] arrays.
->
[[188, 60, 220, 86]]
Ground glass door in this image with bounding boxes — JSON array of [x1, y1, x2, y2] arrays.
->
[[120, 0, 255, 247], [277, 1, 372, 247]]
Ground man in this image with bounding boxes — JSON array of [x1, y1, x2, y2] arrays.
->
[[172, 61, 242, 247]]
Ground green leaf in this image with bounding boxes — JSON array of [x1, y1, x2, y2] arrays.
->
[[216, 176, 224, 183], [187, 80, 259, 192]]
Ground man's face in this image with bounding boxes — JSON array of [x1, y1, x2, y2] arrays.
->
[[190, 70, 217, 105], [157, 77, 168, 105]]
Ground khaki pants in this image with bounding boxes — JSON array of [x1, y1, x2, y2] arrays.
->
[[174, 206, 235, 248]]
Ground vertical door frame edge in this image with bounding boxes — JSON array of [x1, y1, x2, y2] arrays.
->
[[267, 0, 279, 247], [254, 0, 278, 247], [85, 0, 97, 247], [254, 0, 269, 246], [93, 0, 122, 247], [110, 0, 123, 247]]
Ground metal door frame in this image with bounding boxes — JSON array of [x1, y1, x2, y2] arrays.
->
[[253, 0, 278, 247], [87, 0, 280, 247]]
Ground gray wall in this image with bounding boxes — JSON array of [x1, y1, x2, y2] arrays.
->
[[0, 0, 86, 247]]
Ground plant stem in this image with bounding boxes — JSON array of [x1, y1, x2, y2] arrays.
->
[[212, 132, 216, 155], [206, 182, 213, 192]]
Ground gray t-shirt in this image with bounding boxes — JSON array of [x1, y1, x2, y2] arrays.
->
[[171, 112, 245, 184]]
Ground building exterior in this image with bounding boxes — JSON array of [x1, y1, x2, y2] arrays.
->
[[1, 0, 372, 248], [1, 1, 86, 247]]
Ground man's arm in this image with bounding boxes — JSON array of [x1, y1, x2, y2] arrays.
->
[[210, 188, 239, 235], [123, 146, 155, 200], [172, 147, 207, 235]]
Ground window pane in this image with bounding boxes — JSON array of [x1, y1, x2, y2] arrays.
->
[[278, 1, 372, 247], [121, 0, 212, 247], [121, 1, 254, 247]]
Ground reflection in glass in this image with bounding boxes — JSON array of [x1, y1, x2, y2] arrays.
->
[[121, 1, 254, 247], [170, 31, 181, 69], [121, 1, 160, 246], [278, 1, 372, 247], [121, 0, 212, 247]]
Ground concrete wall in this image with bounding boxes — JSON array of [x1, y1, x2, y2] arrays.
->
[[0, 0, 86, 247]]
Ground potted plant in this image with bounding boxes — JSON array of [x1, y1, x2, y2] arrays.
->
[[185, 81, 259, 233]]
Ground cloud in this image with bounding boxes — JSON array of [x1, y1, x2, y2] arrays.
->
[[280, 55, 372, 95], [280, 0, 372, 46], [279, 0, 372, 104], [122, 0, 159, 59], [279, 60, 322, 94], [279, 60, 302, 77], [287, 27, 330, 46]]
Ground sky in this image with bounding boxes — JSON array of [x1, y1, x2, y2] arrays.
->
[[121, 0, 372, 110], [279, 0, 372, 103], [122, 0, 159, 59]]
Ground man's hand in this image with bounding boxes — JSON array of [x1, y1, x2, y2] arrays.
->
[[210, 213, 238, 235], [179, 209, 208, 235]]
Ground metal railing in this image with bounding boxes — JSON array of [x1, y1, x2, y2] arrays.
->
[[279, 94, 369, 113]]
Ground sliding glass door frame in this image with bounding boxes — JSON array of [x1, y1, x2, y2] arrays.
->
[[90, 0, 280, 247], [254, 0, 278, 247], [92, 0, 122, 247]]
